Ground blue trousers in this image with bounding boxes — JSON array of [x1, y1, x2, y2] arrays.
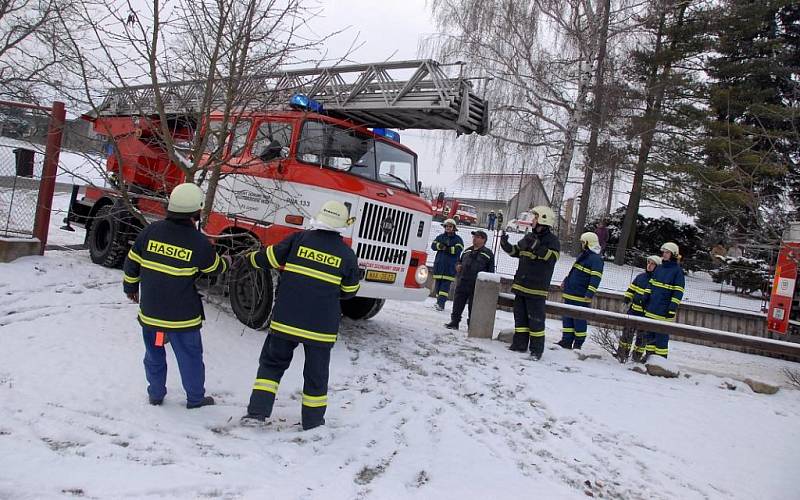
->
[[560, 298, 589, 349], [247, 333, 331, 430], [142, 326, 205, 405], [645, 332, 670, 358], [434, 277, 454, 307]]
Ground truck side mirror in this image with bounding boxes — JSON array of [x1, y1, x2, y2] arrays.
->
[[417, 180, 422, 193]]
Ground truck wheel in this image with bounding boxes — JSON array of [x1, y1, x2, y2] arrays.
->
[[341, 297, 385, 320], [88, 204, 130, 268], [506, 225, 514, 233], [229, 259, 274, 330]]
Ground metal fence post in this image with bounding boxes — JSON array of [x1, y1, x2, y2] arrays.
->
[[32, 101, 66, 253], [468, 272, 501, 339]]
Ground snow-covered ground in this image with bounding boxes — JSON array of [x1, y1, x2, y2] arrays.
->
[[427, 225, 765, 313], [1, 249, 798, 499]]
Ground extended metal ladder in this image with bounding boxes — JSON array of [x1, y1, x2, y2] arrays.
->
[[94, 59, 490, 135]]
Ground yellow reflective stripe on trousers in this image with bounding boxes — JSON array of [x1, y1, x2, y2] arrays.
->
[[302, 393, 328, 408], [514, 327, 530, 333], [123, 274, 140, 284], [433, 274, 455, 282], [574, 331, 587, 337], [341, 283, 360, 293], [671, 297, 681, 305], [249, 251, 261, 269], [128, 249, 198, 277], [437, 290, 449, 297], [200, 254, 222, 274], [284, 262, 342, 285], [270, 320, 337, 343], [266, 245, 280, 269], [529, 330, 545, 337], [253, 378, 279, 394], [562, 293, 591, 303], [138, 310, 202, 329], [644, 311, 675, 322], [562, 327, 575, 333], [512, 284, 548, 297], [654, 347, 669, 355]]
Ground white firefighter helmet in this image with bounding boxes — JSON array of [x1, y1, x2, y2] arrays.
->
[[660, 242, 679, 257], [316, 200, 352, 228], [580, 231, 599, 248], [646, 255, 662, 266], [443, 218, 457, 228], [167, 183, 204, 213], [531, 205, 555, 227]]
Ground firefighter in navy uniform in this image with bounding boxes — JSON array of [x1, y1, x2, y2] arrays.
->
[[444, 230, 495, 330], [557, 232, 604, 350], [242, 200, 360, 430], [123, 183, 230, 409], [431, 218, 464, 311], [500, 206, 560, 360], [616, 255, 661, 362], [642, 242, 685, 360]]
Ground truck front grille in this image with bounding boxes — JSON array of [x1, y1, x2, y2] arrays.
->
[[358, 201, 413, 246], [356, 243, 408, 265]]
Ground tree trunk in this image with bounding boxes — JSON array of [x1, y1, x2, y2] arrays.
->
[[604, 164, 615, 217], [614, 2, 687, 265], [573, 0, 611, 252], [551, 57, 592, 231]]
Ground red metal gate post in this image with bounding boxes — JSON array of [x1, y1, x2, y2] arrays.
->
[[32, 101, 66, 253]]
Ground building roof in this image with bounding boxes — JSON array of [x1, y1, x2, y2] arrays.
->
[[448, 173, 544, 202]]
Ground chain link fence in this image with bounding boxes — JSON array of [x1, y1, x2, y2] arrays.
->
[[0, 101, 65, 244], [427, 228, 769, 313]]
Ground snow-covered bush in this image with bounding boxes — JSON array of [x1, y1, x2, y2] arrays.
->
[[710, 256, 771, 296]]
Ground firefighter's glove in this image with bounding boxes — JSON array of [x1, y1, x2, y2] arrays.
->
[[126, 291, 139, 304]]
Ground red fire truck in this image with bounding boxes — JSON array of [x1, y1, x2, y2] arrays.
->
[[767, 222, 800, 337], [67, 60, 490, 328], [430, 193, 479, 226]]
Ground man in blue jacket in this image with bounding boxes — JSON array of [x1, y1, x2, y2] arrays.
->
[[242, 200, 361, 430], [500, 206, 560, 360], [431, 219, 464, 311], [557, 232, 604, 350], [642, 242, 685, 359], [617, 255, 661, 362], [123, 183, 230, 409]]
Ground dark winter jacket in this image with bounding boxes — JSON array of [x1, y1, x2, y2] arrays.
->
[[624, 271, 652, 316], [123, 218, 228, 332], [456, 245, 495, 287], [500, 227, 560, 298], [431, 232, 464, 280], [249, 229, 360, 347], [644, 260, 685, 321], [562, 249, 604, 303]]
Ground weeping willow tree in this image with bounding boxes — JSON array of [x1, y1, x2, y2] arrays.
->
[[424, 0, 608, 229]]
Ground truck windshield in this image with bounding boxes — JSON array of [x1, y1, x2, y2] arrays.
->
[[297, 120, 418, 193]]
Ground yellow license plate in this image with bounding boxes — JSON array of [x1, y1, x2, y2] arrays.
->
[[365, 270, 396, 284]]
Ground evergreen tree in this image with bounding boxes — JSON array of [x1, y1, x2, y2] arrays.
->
[[686, 0, 800, 242]]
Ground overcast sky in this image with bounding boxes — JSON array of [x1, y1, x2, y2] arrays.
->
[[311, 0, 465, 192]]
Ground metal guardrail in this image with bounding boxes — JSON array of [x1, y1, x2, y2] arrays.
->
[[494, 292, 800, 360], [465, 276, 800, 361]]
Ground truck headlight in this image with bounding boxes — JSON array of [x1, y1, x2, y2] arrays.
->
[[415, 265, 429, 285]]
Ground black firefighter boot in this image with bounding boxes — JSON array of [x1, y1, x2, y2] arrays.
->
[[186, 396, 215, 409], [444, 321, 459, 330]]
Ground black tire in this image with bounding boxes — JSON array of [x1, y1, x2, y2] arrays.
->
[[341, 297, 385, 320], [229, 258, 274, 330], [88, 204, 131, 268]]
